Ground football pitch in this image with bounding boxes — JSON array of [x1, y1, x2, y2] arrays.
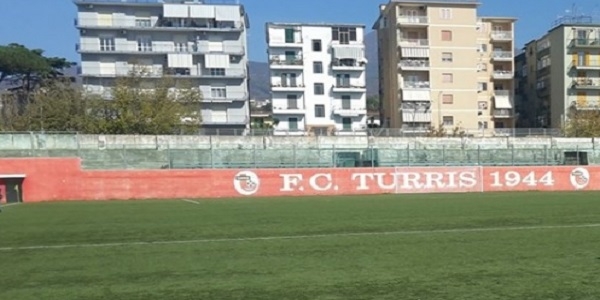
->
[[1, 192, 600, 300]]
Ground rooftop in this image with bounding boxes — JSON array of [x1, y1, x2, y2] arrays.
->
[[266, 22, 366, 29], [390, 0, 480, 5], [73, 0, 241, 6]]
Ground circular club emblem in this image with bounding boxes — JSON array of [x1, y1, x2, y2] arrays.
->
[[233, 171, 260, 196], [570, 167, 590, 190]]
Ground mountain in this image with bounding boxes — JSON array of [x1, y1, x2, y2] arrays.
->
[[249, 30, 379, 100]]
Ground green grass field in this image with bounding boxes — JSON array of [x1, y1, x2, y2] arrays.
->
[[1, 192, 600, 300]]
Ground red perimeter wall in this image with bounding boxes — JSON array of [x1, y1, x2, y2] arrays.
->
[[0, 158, 597, 202]]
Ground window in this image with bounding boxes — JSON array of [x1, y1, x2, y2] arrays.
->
[[478, 101, 488, 110], [336, 74, 350, 87], [137, 36, 153, 52], [210, 86, 227, 99], [342, 117, 352, 130], [478, 63, 488, 72], [135, 18, 151, 28], [442, 94, 453, 104], [209, 68, 225, 76], [342, 95, 351, 109], [314, 83, 324, 95], [494, 121, 505, 129], [288, 117, 299, 130], [284, 51, 296, 62], [314, 104, 325, 117], [313, 61, 323, 74], [478, 44, 487, 53], [312, 39, 322, 52], [442, 52, 453, 62], [442, 73, 453, 83], [285, 28, 295, 43], [440, 8, 452, 19], [174, 41, 188, 52], [478, 121, 488, 129], [441, 30, 452, 41], [478, 82, 488, 91], [100, 37, 115, 51], [332, 27, 357, 44], [443, 116, 454, 126], [287, 95, 298, 109]]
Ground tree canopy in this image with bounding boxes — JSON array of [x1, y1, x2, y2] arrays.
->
[[0, 44, 203, 134]]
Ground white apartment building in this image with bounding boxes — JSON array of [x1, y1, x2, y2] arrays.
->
[[265, 23, 368, 135], [74, 0, 250, 133]]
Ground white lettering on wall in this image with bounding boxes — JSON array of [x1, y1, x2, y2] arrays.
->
[[309, 173, 333, 191]]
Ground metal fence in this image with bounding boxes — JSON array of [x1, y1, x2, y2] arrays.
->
[[0, 144, 596, 170]]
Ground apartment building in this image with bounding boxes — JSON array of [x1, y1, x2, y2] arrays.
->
[[74, 0, 250, 133], [265, 23, 368, 135], [514, 15, 600, 129], [374, 0, 516, 132]]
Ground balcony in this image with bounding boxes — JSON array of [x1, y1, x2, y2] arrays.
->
[[272, 105, 306, 115], [493, 109, 513, 118], [268, 37, 303, 48], [403, 81, 430, 89], [491, 51, 512, 61], [491, 31, 512, 41], [75, 16, 244, 32], [332, 85, 367, 93], [398, 38, 429, 47], [269, 56, 304, 69], [492, 70, 513, 80], [203, 92, 248, 102], [332, 106, 366, 117], [271, 83, 305, 92], [397, 15, 429, 26], [398, 59, 430, 71], [331, 60, 365, 71], [537, 63, 551, 75], [76, 42, 245, 55], [80, 66, 163, 78], [570, 38, 600, 48], [571, 60, 600, 70], [572, 78, 600, 89]]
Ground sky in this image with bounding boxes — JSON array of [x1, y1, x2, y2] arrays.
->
[[1, 0, 600, 63]]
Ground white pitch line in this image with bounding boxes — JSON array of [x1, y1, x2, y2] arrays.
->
[[0, 202, 21, 208], [1, 223, 599, 252], [181, 199, 200, 205]]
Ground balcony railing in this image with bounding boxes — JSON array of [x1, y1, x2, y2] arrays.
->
[[492, 51, 512, 60], [571, 60, 600, 68], [403, 81, 430, 89], [80, 66, 164, 77], [493, 109, 513, 118], [572, 78, 600, 88], [491, 31, 512, 41], [397, 16, 428, 25], [570, 38, 600, 48], [399, 38, 429, 47], [492, 70, 513, 79], [75, 16, 243, 31], [333, 85, 367, 90], [269, 56, 303, 66], [398, 60, 430, 69], [77, 42, 245, 55], [271, 83, 305, 89], [331, 61, 364, 69]]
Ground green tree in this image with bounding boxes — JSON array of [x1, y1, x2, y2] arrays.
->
[[0, 43, 74, 91], [87, 67, 202, 135], [366, 96, 379, 111], [3, 78, 90, 132], [564, 105, 600, 137]]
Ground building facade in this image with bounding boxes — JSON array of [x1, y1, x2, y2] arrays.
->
[[74, 0, 250, 133], [374, 0, 516, 133], [265, 23, 368, 135], [514, 16, 600, 129]]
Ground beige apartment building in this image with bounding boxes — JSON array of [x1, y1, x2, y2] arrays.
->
[[374, 0, 516, 132], [515, 16, 600, 129]]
